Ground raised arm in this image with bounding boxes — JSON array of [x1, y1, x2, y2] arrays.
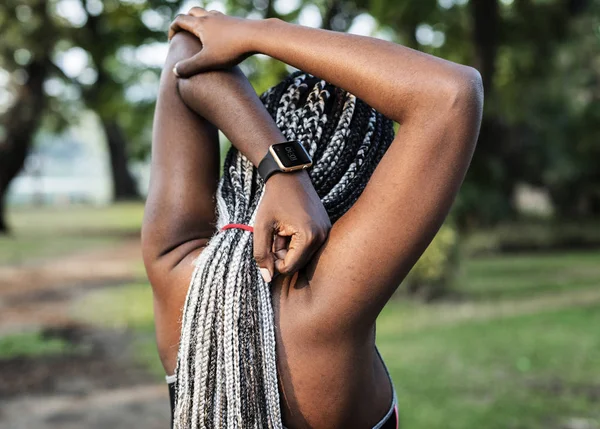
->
[[142, 31, 331, 373], [172, 12, 480, 127], [171, 9, 483, 330]]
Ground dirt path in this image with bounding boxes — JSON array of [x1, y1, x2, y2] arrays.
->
[[0, 239, 141, 334], [2, 385, 170, 429], [0, 238, 171, 429]]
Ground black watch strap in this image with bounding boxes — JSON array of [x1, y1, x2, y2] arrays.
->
[[258, 150, 281, 182]]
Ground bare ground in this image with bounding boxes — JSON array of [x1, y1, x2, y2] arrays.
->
[[0, 239, 171, 429]]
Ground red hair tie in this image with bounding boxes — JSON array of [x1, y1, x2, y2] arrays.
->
[[220, 223, 254, 233]]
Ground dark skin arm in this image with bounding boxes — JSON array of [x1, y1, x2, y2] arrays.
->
[[145, 35, 330, 278], [142, 31, 328, 373], [174, 67, 331, 280], [169, 10, 483, 332], [142, 32, 220, 374], [144, 9, 482, 374]]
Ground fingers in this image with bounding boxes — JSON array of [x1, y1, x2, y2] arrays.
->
[[174, 50, 214, 78], [273, 234, 289, 261], [187, 6, 211, 17], [169, 14, 199, 40], [169, 13, 218, 77], [254, 220, 276, 283], [169, 8, 220, 40], [274, 228, 326, 275]]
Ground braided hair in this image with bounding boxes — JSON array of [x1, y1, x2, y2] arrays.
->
[[173, 70, 395, 429]]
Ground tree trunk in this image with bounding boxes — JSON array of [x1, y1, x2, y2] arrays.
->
[[0, 61, 49, 234], [79, 9, 140, 202], [0, 192, 6, 233], [100, 118, 140, 201], [470, 0, 499, 92], [0, 0, 54, 234], [460, 0, 516, 226]]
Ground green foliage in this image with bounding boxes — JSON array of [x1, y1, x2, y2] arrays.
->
[[0, 0, 186, 158], [403, 221, 461, 300], [2, 0, 600, 225], [366, 0, 600, 223]]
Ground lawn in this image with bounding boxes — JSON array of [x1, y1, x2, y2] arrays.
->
[[0, 331, 76, 359], [376, 251, 600, 429], [2, 203, 599, 428], [0, 203, 143, 265]]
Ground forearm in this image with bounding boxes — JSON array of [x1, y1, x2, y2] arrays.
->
[[177, 62, 283, 167], [250, 18, 479, 124]]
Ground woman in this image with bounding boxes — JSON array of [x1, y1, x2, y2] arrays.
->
[[142, 8, 483, 429]]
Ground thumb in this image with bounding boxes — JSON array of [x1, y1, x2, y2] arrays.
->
[[274, 233, 306, 275], [253, 221, 276, 283], [174, 49, 213, 78]]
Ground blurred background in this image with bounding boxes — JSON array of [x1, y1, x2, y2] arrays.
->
[[0, 0, 599, 428]]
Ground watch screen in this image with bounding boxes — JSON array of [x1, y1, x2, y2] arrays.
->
[[272, 142, 312, 168]]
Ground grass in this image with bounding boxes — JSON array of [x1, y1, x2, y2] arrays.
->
[[70, 282, 164, 377], [2, 204, 599, 427], [460, 251, 600, 300], [376, 250, 600, 429], [71, 282, 155, 333], [378, 303, 600, 429], [0, 203, 143, 265], [5, 202, 144, 234], [0, 331, 75, 359]]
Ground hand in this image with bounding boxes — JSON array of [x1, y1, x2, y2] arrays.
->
[[169, 7, 259, 77], [254, 170, 331, 282]]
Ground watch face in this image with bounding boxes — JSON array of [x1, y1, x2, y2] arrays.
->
[[271, 142, 312, 168]]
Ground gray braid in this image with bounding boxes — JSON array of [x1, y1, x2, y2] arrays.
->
[[173, 70, 395, 428]]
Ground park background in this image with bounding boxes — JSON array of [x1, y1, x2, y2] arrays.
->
[[1, 0, 599, 428]]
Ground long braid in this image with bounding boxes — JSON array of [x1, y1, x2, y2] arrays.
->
[[173, 70, 395, 428]]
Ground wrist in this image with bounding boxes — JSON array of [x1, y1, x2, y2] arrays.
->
[[264, 169, 311, 189], [247, 17, 281, 54], [258, 140, 313, 182]]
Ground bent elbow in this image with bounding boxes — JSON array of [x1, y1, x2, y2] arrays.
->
[[447, 66, 484, 116]]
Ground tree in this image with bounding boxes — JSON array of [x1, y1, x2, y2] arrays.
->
[[53, 0, 185, 200], [0, 0, 55, 232], [359, 0, 594, 225], [531, 3, 600, 217], [0, 0, 185, 232], [2, 0, 597, 234]]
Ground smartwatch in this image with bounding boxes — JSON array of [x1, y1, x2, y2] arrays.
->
[[258, 140, 313, 182]]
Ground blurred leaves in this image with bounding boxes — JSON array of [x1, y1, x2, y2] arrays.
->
[[1, 0, 599, 219], [404, 221, 461, 300], [0, 0, 184, 155]]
